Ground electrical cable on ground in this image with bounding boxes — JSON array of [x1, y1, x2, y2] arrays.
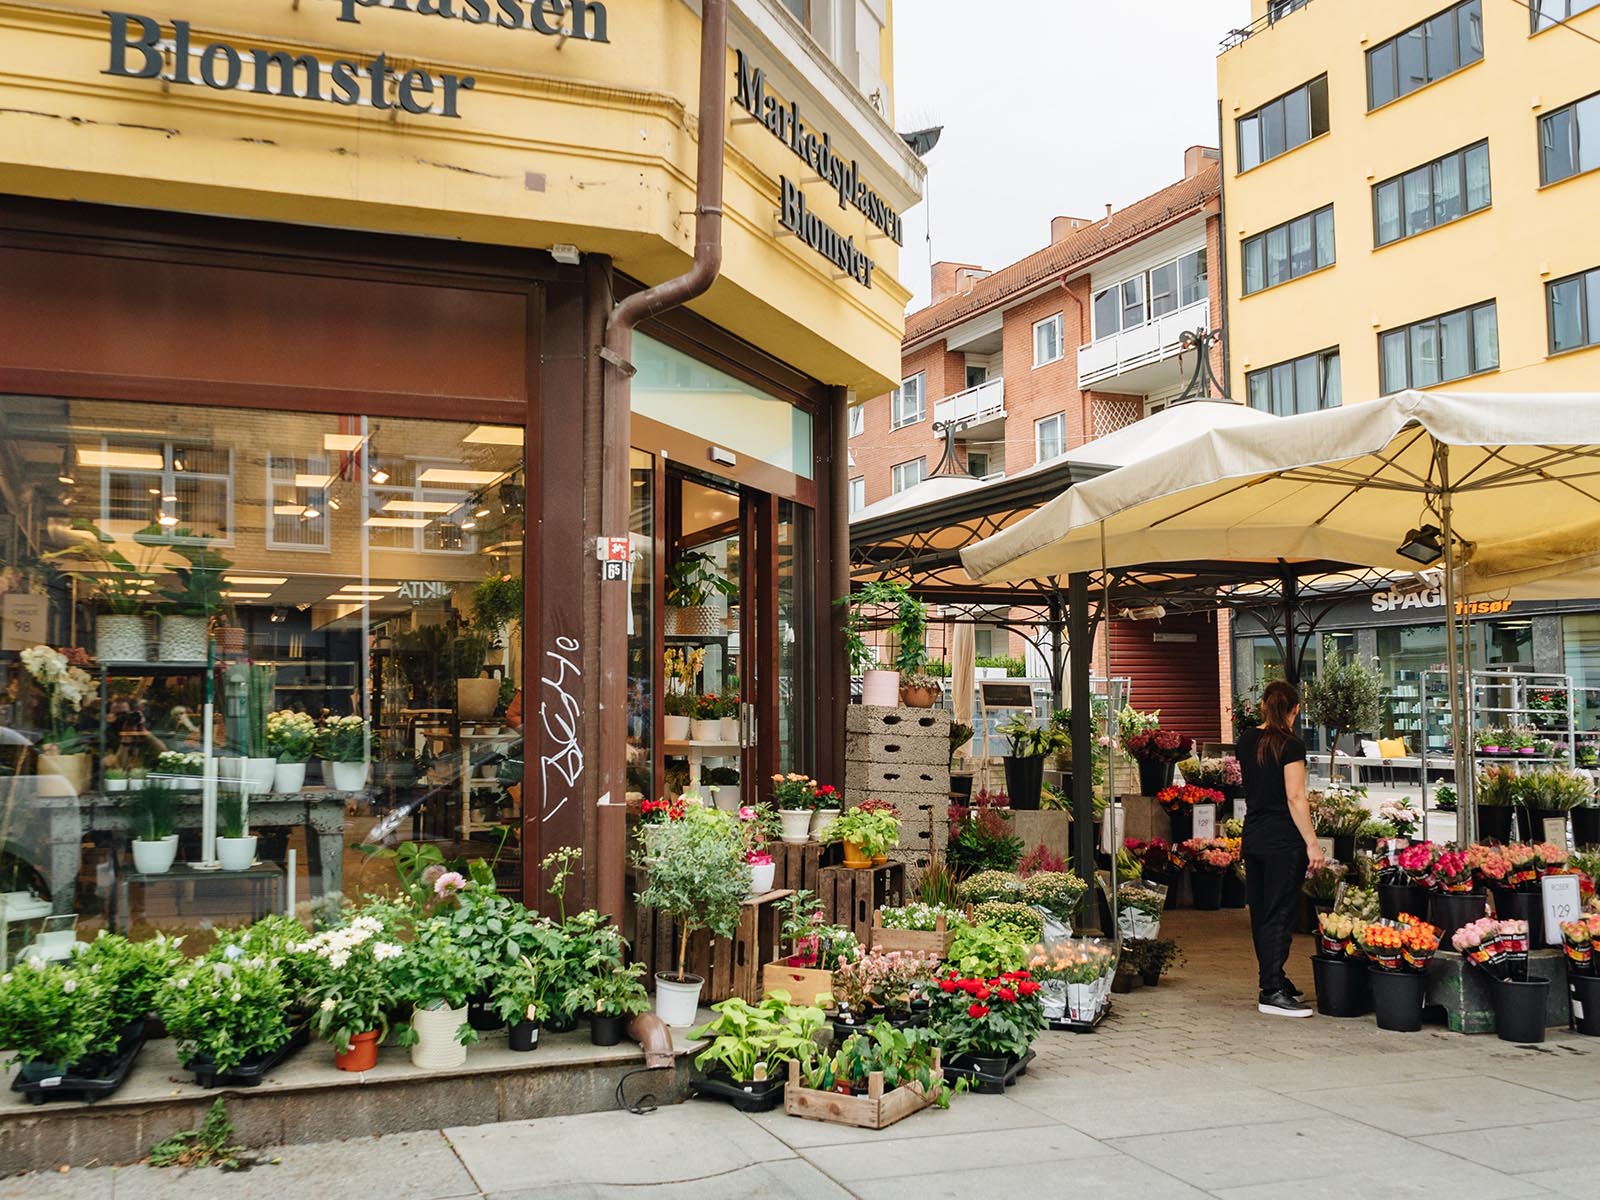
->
[[614, 1065, 671, 1115]]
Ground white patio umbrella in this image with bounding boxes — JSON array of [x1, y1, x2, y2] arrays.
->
[[950, 621, 975, 759], [961, 390, 1600, 840]]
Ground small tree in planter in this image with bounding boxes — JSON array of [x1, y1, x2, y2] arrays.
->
[[1303, 638, 1382, 776], [634, 804, 747, 1026]]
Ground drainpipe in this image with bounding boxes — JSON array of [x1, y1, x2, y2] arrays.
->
[[595, 0, 728, 931]]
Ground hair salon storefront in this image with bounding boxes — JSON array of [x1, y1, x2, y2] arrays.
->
[[0, 0, 922, 932]]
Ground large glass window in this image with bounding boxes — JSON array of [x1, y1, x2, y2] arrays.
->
[[1246, 349, 1341, 416], [1541, 91, 1600, 184], [1563, 614, 1600, 730], [1533, 1, 1600, 31], [1237, 75, 1329, 170], [848, 476, 866, 513], [1548, 265, 1600, 353], [891, 458, 925, 494], [1379, 302, 1499, 391], [1035, 413, 1066, 463], [848, 405, 864, 438], [1091, 249, 1207, 339], [1242, 206, 1335, 295], [0, 396, 527, 935], [1373, 141, 1491, 247], [1367, 2, 1482, 109]]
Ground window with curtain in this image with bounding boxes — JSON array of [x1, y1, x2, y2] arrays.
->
[[1547, 265, 1600, 353], [1373, 141, 1491, 246], [1033, 314, 1064, 366], [891, 458, 925, 494], [1379, 302, 1499, 391], [1245, 349, 1341, 416], [1035, 413, 1066, 463], [1242, 206, 1335, 295], [1367, 1, 1482, 110]]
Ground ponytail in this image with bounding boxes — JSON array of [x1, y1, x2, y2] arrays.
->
[[1256, 680, 1300, 766]]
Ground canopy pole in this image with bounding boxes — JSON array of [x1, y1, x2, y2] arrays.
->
[[1068, 573, 1095, 926], [1438, 444, 1476, 844], [1047, 590, 1067, 714], [1280, 567, 1301, 688], [1100, 526, 1120, 953]]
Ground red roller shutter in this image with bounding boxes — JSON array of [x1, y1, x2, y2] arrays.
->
[[1109, 613, 1223, 745]]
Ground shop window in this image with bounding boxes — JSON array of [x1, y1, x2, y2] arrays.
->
[[890, 373, 925, 429], [891, 457, 925, 494], [1242, 206, 1335, 295], [1245, 348, 1341, 416], [1373, 141, 1490, 247], [1539, 90, 1600, 185], [1563, 614, 1600, 729], [1379, 301, 1498, 392], [1035, 413, 1066, 464], [1033, 314, 1064, 366], [1236, 75, 1329, 171], [1366, 1, 1482, 110], [1532, 0, 1600, 32], [4, 395, 527, 932], [1548, 265, 1600, 353]]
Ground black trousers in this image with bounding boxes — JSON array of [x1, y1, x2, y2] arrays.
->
[[1245, 848, 1308, 994]]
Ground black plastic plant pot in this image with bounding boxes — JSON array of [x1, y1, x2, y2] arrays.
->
[[189, 1026, 310, 1088], [1522, 808, 1566, 844], [10, 1019, 147, 1105], [1332, 835, 1357, 865], [1369, 967, 1426, 1032], [1571, 973, 1600, 1036], [1221, 871, 1248, 909], [467, 995, 505, 1033], [590, 1013, 626, 1047], [508, 1020, 541, 1052], [1379, 882, 1429, 921], [1491, 888, 1544, 933], [1311, 954, 1372, 1018], [1572, 807, 1600, 849], [1138, 758, 1175, 798], [1003, 755, 1045, 811], [1477, 805, 1515, 843], [1166, 808, 1194, 845], [1141, 967, 1162, 987], [1491, 976, 1551, 1044], [543, 1012, 579, 1035], [1428, 891, 1487, 947], [1190, 871, 1224, 911]]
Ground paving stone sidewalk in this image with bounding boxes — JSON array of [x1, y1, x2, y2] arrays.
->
[[8, 909, 1596, 1200]]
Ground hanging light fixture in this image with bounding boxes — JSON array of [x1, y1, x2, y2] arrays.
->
[[1397, 524, 1444, 565]]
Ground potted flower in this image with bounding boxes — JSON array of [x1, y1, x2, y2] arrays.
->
[[719, 688, 742, 742], [691, 692, 722, 743], [822, 805, 900, 869], [492, 955, 547, 1052], [633, 805, 748, 1026], [736, 803, 780, 893], [1153, 783, 1223, 844], [126, 780, 181, 874], [994, 713, 1063, 811], [810, 782, 842, 840], [155, 749, 204, 790], [20, 645, 95, 793], [1476, 765, 1520, 842], [150, 531, 230, 663], [572, 961, 651, 1046], [925, 967, 1044, 1089], [390, 916, 484, 1070], [763, 888, 861, 1008], [662, 647, 704, 741], [771, 773, 818, 843], [266, 709, 316, 793], [837, 581, 927, 708], [316, 714, 370, 792], [746, 845, 777, 899], [0, 958, 114, 1088], [297, 913, 405, 1071], [1126, 728, 1194, 798], [214, 785, 256, 872], [666, 549, 737, 637], [158, 950, 298, 1085], [637, 795, 687, 859]]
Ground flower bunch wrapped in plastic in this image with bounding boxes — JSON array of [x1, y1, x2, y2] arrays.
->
[[1560, 916, 1599, 975], [1153, 784, 1224, 814], [1126, 729, 1193, 764], [1026, 940, 1116, 1022], [1503, 843, 1540, 889], [1431, 850, 1476, 894], [1451, 917, 1529, 980], [1397, 841, 1440, 885], [1358, 923, 1404, 970], [1176, 838, 1238, 874], [1316, 911, 1369, 960], [1396, 913, 1442, 971], [1469, 844, 1511, 889]]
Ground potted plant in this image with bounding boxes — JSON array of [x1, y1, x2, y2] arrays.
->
[[472, 571, 523, 637], [838, 581, 926, 708], [762, 888, 861, 1007], [633, 805, 748, 1026], [20, 645, 95, 794], [391, 916, 484, 1070], [298, 913, 404, 1071], [900, 672, 942, 709], [1302, 639, 1382, 777], [719, 688, 742, 742], [738, 803, 780, 893], [266, 709, 316, 793], [1476, 765, 1519, 842], [317, 714, 370, 792], [148, 529, 229, 663], [126, 780, 180, 874], [0, 958, 115, 1088], [689, 994, 828, 1111], [492, 955, 546, 1052], [810, 782, 842, 840], [44, 522, 164, 662], [661, 646, 703, 742], [573, 961, 651, 1046], [771, 773, 818, 843], [994, 712, 1061, 811], [858, 798, 900, 866], [214, 785, 256, 872], [666, 549, 737, 637], [1126, 728, 1193, 798], [925, 966, 1044, 1089], [822, 806, 899, 869], [158, 951, 298, 1086], [1521, 767, 1593, 844], [1573, 788, 1600, 849], [452, 631, 498, 721], [691, 691, 722, 742], [103, 765, 129, 793]]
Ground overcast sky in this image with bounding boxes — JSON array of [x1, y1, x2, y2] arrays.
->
[[893, 0, 1252, 312]]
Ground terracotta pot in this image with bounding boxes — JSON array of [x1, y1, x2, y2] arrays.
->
[[899, 684, 939, 708], [871, 854, 889, 866], [334, 1030, 380, 1072], [842, 841, 872, 869]]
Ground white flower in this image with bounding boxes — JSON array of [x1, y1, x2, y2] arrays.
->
[[62, 978, 77, 993], [320, 997, 336, 1012], [373, 942, 402, 961], [230, 993, 242, 1003], [223, 944, 244, 960], [328, 951, 350, 970]]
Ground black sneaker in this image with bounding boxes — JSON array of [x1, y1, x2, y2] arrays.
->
[[1258, 989, 1313, 1018], [1281, 978, 1306, 1002]]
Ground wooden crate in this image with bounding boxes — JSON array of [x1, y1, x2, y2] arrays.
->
[[761, 961, 835, 1008], [783, 1052, 942, 1129], [868, 910, 953, 958], [818, 863, 906, 946], [768, 840, 837, 895], [634, 888, 792, 1004]]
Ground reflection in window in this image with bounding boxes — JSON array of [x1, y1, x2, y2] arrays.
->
[[1379, 302, 1498, 391], [1367, 1, 1482, 110], [1547, 265, 1600, 353], [1237, 75, 1329, 170], [1373, 142, 1490, 246]]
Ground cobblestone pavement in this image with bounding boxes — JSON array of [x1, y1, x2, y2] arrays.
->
[[9, 908, 1598, 1199]]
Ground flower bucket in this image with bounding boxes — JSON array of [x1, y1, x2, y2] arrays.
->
[[96, 614, 149, 663], [157, 614, 209, 663], [1490, 976, 1551, 1044], [1190, 872, 1224, 911], [1311, 953, 1372, 1018], [1570, 972, 1600, 1036], [1477, 806, 1515, 843], [654, 973, 703, 1027], [1379, 882, 1429, 921], [131, 835, 179, 875], [1138, 758, 1175, 797], [1369, 967, 1425, 1032], [329, 760, 369, 792], [778, 809, 813, 844], [508, 1019, 540, 1052], [663, 715, 691, 742], [748, 860, 776, 895], [860, 669, 900, 707], [216, 835, 256, 872], [1165, 807, 1194, 844], [1002, 755, 1044, 810], [1428, 891, 1487, 947], [410, 1003, 469, 1070], [1221, 870, 1248, 909], [273, 761, 307, 793], [1571, 807, 1600, 848], [334, 1030, 380, 1072]]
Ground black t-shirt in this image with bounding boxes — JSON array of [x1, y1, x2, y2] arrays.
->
[[1238, 727, 1307, 855]]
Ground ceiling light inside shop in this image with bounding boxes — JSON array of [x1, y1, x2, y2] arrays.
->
[[463, 426, 525, 447], [382, 500, 458, 514], [365, 517, 429, 528], [222, 591, 272, 599], [274, 504, 307, 516], [225, 576, 288, 586], [295, 473, 335, 489], [328, 497, 342, 511], [370, 467, 391, 485], [79, 448, 164, 471], [163, 494, 177, 503], [419, 468, 501, 486], [58, 451, 74, 486], [324, 433, 365, 452], [301, 507, 322, 521], [462, 521, 477, 531], [157, 514, 179, 526], [339, 584, 399, 593], [147, 487, 160, 496]]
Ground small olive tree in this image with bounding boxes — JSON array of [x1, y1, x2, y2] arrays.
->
[[1303, 638, 1383, 774], [634, 806, 747, 982]]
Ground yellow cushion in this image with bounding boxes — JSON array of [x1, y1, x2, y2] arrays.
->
[[1378, 737, 1407, 759]]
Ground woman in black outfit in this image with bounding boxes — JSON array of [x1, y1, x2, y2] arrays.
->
[[1237, 680, 1326, 1017]]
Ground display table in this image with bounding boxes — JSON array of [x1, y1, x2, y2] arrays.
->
[[116, 861, 285, 934], [662, 738, 740, 790]]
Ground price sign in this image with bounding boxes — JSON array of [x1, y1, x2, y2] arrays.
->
[[1317, 836, 1336, 864], [1233, 798, 1247, 823], [1541, 873, 1582, 946], [1542, 817, 1569, 850], [1192, 803, 1217, 840], [2, 594, 46, 652]]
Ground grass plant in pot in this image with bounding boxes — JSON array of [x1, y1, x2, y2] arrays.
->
[[215, 785, 257, 872], [634, 805, 747, 1026], [225, 662, 278, 793], [772, 773, 819, 843], [666, 549, 737, 638], [299, 913, 403, 1072], [995, 713, 1062, 811], [317, 714, 370, 792], [127, 780, 180, 874], [266, 709, 316, 794], [1476, 765, 1518, 843], [392, 916, 484, 1070], [1519, 767, 1593, 845], [823, 805, 900, 870]]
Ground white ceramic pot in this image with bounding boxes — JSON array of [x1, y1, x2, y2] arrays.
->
[[457, 677, 499, 720], [711, 787, 741, 815], [653, 973, 704, 1028], [158, 614, 210, 663], [104, 776, 129, 793], [748, 861, 776, 895], [663, 715, 691, 742], [182, 775, 203, 791], [690, 719, 722, 742], [409, 1003, 469, 1070], [329, 760, 369, 792], [719, 716, 740, 742], [96, 614, 149, 663], [273, 761, 307, 793], [216, 835, 257, 872], [132, 835, 179, 875], [778, 809, 814, 844], [811, 807, 841, 838], [244, 757, 277, 793], [860, 669, 901, 707]]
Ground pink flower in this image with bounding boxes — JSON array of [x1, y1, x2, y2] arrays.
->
[[433, 871, 467, 898], [738, 806, 757, 821]]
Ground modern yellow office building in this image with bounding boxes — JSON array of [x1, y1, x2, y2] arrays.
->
[[1218, 0, 1600, 413]]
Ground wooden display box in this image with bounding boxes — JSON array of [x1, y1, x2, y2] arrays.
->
[[635, 888, 791, 1004], [783, 1051, 942, 1130], [868, 910, 953, 958], [761, 961, 835, 1008], [818, 862, 906, 946], [768, 840, 837, 894]]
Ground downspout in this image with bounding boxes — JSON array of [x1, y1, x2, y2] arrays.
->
[[1215, 100, 1232, 397], [595, 0, 727, 1054]]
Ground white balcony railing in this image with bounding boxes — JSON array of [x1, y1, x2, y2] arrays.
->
[[1077, 298, 1209, 389], [932, 376, 1005, 433]]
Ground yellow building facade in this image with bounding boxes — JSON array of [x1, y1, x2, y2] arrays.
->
[[1218, 0, 1600, 406]]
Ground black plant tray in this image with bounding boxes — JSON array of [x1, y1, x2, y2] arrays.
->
[[1047, 1004, 1109, 1034], [688, 1069, 787, 1113], [943, 1048, 1036, 1096], [830, 1010, 929, 1044], [188, 1024, 310, 1089], [11, 1020, 146, 1105]]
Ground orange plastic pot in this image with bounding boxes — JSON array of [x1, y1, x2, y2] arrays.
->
[[842, 841, 872, 869], [334, 1030, 380, 1072]]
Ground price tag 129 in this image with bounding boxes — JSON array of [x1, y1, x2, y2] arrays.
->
[[1191, 803, 1217, 841], [1541, 873, 1582, 946]]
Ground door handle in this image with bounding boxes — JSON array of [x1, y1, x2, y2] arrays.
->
[[741, 701, 757, 748]]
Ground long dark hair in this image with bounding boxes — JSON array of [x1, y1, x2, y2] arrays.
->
[[1256, 680, 1301, 765]]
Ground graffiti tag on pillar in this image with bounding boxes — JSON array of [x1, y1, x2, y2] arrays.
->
[[539, 635, 584, 824]]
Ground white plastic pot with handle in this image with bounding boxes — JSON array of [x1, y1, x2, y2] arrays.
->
[[653, 974, 704, 1028]]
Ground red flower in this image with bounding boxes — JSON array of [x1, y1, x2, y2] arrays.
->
[[1002, 971, 1027, 981], [968, 1003, 990, 1019], [975, 986, 991, 1001], [959, 979, 981, 995], [939, 979, 956, 993], [1019, 980, 1040, 997], [997, 987, 1017, 1003]]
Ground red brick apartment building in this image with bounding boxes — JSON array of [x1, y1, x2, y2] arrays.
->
[[851, 146, 1234, 742]]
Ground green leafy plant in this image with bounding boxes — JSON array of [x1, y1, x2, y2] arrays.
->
[[946, 920, 1030, 977], [573, 961, 651, 1018], [1303, 637, 1382, 774], [491, 954, 548, 1026], [691, 994, 827, 1082], [159, 952, 293, 1074], [126, 780, 180, 843], [822, 807, 900, 857], [803, 1020, 953, 1106], [218, 785, 248, 841], [148, 1098, 248, 1171], [472, 572, 524, 633], [1123, 938, 1185, 978], [995, 712, 1064, 759], [43, 520, 162, 615], [0, 958, 111, 1068], [73, 931, 185, 1043], [389, 917, 486, 1046], [634, 805, 747, 981], [298, 913, 405, 1054], [666, 549, 737, 608], [836, 581, 929, 676], [151, 529, 232, 618]]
